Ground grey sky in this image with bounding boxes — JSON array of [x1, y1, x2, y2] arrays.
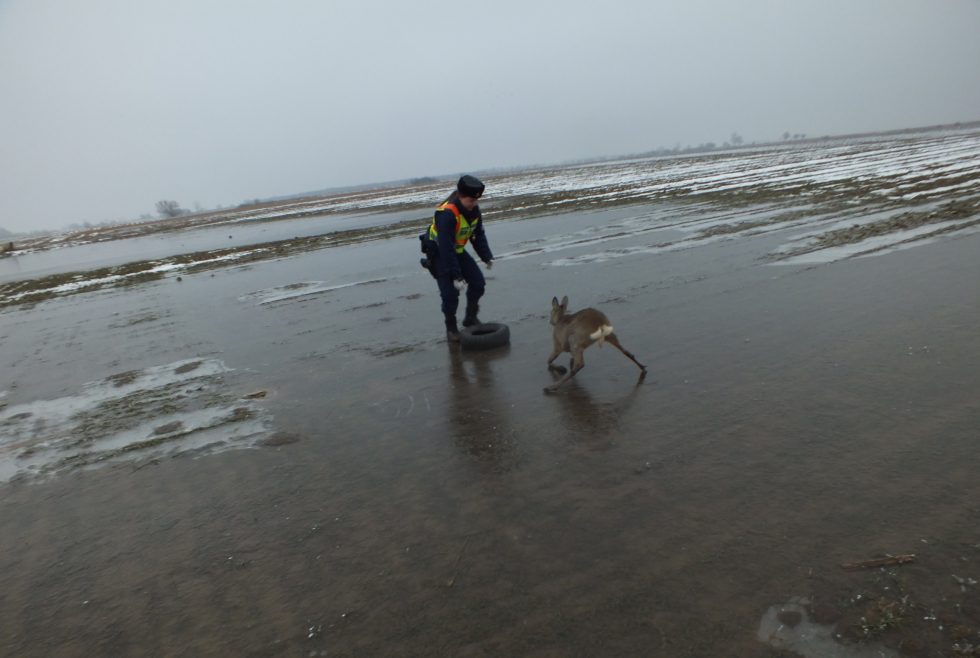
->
[[2, 0, 979, 234]]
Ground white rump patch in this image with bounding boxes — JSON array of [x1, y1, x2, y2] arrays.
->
[[589, 325, 614, 344]]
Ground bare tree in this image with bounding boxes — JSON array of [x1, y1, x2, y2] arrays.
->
[[155, 200, 186, 218]]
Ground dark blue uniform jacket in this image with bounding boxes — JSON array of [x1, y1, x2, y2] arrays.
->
[[434, 192, 493, 279]]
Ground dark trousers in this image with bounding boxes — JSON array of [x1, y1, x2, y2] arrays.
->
[[436, 250, 485, 316]]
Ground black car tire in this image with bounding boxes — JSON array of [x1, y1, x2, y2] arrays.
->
[[460, 322, 510, 351]]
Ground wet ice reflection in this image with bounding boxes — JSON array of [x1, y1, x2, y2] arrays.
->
[[446, 345, 520, 473]]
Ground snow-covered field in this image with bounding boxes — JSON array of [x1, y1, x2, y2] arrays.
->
[[197, 125, 980, 221], [3, 125, 978, 309], [3, 125, 977, 299]]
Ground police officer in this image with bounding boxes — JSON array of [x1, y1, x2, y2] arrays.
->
[[428, 175, 494, 342]]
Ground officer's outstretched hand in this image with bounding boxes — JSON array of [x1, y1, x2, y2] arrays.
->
[[453, 278, 467, 291], [484, 259, 494, 270]]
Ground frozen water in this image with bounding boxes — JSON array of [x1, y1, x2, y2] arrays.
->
[[757, 598, 897, 658], [0, 358, 271, 484]]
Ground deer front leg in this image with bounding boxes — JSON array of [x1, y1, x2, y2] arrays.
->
[[544, 350, 585, 393], [547, 337, 567, 374]]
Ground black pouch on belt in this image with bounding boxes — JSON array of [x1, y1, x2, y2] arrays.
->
[[418, 233, 439, 279]]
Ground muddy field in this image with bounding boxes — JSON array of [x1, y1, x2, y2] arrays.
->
[[1, 126, 980, 657]]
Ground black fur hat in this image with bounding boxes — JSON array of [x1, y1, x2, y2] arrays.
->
[[456, 175, 485, 198]]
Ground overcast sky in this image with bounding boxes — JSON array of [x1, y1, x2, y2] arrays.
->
[[2, 0, 978, 234]]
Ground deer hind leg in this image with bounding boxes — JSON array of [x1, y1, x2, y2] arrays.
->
[[606, 333, 647, 372], [544, 349, 585, 392]]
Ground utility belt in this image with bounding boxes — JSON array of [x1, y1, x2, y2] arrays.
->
[[418, 233, 439, 279]]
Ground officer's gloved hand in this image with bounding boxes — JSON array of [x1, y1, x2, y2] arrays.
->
[[453, 278, 467, 291], [484, 259, 494, 270]]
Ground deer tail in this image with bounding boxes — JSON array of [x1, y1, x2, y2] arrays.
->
[[590, 324, 614, 347]]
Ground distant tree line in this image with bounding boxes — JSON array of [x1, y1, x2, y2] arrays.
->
[[625, 128, 820, 160], [632, 132, 744, 159]]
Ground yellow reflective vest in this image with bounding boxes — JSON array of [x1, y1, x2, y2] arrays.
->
[[428, 202, 479, 254]]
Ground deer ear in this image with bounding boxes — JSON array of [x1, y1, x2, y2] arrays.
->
[[552, 296, 559, 307], [560, 296, 568, 308]]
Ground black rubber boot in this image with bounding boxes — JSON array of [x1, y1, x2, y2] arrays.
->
[[444, 314, 460, 343], [462, 304, 481, 328]]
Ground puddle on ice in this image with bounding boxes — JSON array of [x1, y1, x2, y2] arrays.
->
[[239, 278, 390, 305], [773, 219, 978, 265], [757, 598, 897, 658], [0, 358, 272, 484], [499, 205, 811, 267], [545, 234, 723, 266]]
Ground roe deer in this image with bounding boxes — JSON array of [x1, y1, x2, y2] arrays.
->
[[545, 296, 647, 393]]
